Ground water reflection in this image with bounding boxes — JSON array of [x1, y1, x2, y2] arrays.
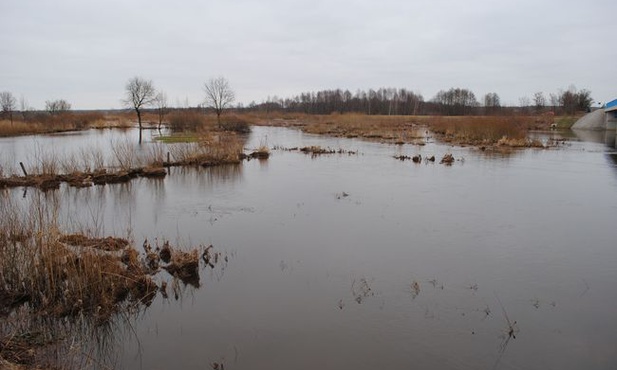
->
[[571, 129, 616, 148], [168, 164, 243, 189], [0, 128, 165, 174], [2, 126, 617, 369]]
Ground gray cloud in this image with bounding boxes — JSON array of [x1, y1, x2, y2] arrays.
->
[[1, 0, 615, 109]]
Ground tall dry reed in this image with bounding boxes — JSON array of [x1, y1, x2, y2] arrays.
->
[[429, 116, 529, 145]]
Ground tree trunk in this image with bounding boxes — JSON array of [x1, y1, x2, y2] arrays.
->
[[136, 109, 142, 129]]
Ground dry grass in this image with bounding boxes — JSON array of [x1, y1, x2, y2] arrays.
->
[[0, 120, 45, 137], [166, 131, 245, 166], [429, 116, 546, 147], [430, 116, 527, 144], [88, 112, 134, 129], [167, 110, 208, 131], [299, 113, 428, 143], [0, 199, 157, 321], [0, 198, 218, 368], [110, 138, 138, 171], [249, 112, 555, 148], [250, 112, 430, 144], [0, 112, 137, 137], [0, 113, 107, 137], [0, 129, 247, 190]]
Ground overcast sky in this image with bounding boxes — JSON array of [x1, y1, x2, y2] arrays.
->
[[1, 0, 615, 110]]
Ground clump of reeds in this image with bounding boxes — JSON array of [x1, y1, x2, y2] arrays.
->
[[428, 115, 550, 149], [496, 136, 544, 148], [0, 120, 44, 137], [0, 196, 230, 367], [0, 112, 106, 137], [440, 153, 455, 164], [167, 110, 208, 131], [429, 116, 527, 144], [58, 234, 130, 251], [165, 132, 245, 166], [110, 138, 138, 171], [144, 143, 166, 167], [220, 114, 253, 133], [162, 248, 200, 287], [298, 113, 426, 144], [0, 202, 157, 321], [0, 199, 210, 322], [88, 114, 133, 129], [248, 138, 271, 159], [248, 147, 270, 159], [300, 146, 336, 155]]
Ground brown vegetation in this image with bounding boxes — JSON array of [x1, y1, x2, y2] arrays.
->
[[300, 113, 428, 144], [0, 168, 167, 191], [164, 132, 245, 167], [0, 125, 250, 190], [0, 199, 226, 368], [251, 112, 556, 149], [0, 109, 562, 151], [0, 112, 109, 137], [167, 110, 252, 134], [429, 116, 548, 148], [247, 146, 271, 159], [440, 154, 455, 164]]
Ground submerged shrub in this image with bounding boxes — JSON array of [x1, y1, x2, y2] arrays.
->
[[168, 110, 206, 131]]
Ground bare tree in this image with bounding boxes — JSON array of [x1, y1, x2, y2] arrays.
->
[[483, 92, 501, 114], [19, 95, 31, 121], [154, 92, 169, 130], [0, 91, 17, 124], [123, 77, 156, 129], [45, 99, 71, 114], [203, 77, 235, 128], [432, 88, 478, 115], [557, 86, 593, 115], [519, 96, 531, 114], [533, 92, 546, 113], [549, 93, 559, 113]]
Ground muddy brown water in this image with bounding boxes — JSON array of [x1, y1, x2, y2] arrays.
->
[[1, 127, 617, 369]]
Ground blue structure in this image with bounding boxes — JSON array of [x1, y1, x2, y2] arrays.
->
[[605, 99, 617, 112]]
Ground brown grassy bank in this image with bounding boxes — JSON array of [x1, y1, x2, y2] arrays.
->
[[0, 127, 249, 190], [1, 109, 257, 138], [429, 116, 547, 148], [0, 112, 113, 137], [0, 198, 228, 368], [249, 112, 557, 148]]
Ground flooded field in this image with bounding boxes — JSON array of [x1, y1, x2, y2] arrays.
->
[[1, 126, 617, 369]]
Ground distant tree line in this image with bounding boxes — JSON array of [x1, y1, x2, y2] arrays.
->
[[241, 86, 595, 116], [0, 83, 596, 124], [245, 88, 425, 115], [0, 90, 75, 124]]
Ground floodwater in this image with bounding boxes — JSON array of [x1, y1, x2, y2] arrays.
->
[[1, 126, 617, 370]]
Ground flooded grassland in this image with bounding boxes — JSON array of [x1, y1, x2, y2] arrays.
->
[[1, 126, 616, 369]]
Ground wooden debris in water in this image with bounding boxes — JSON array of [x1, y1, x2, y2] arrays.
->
[[59, 234, 130, 251], [440, 153, 455, 164], [411, 280, 421, 299], [352, 278, 375, 304], [248, 148, 270, 159], [162, 248, 200, 287], [159, 241, 172, 263]]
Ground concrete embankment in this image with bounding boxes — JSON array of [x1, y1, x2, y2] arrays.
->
[[572, 109, 606, 130]]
